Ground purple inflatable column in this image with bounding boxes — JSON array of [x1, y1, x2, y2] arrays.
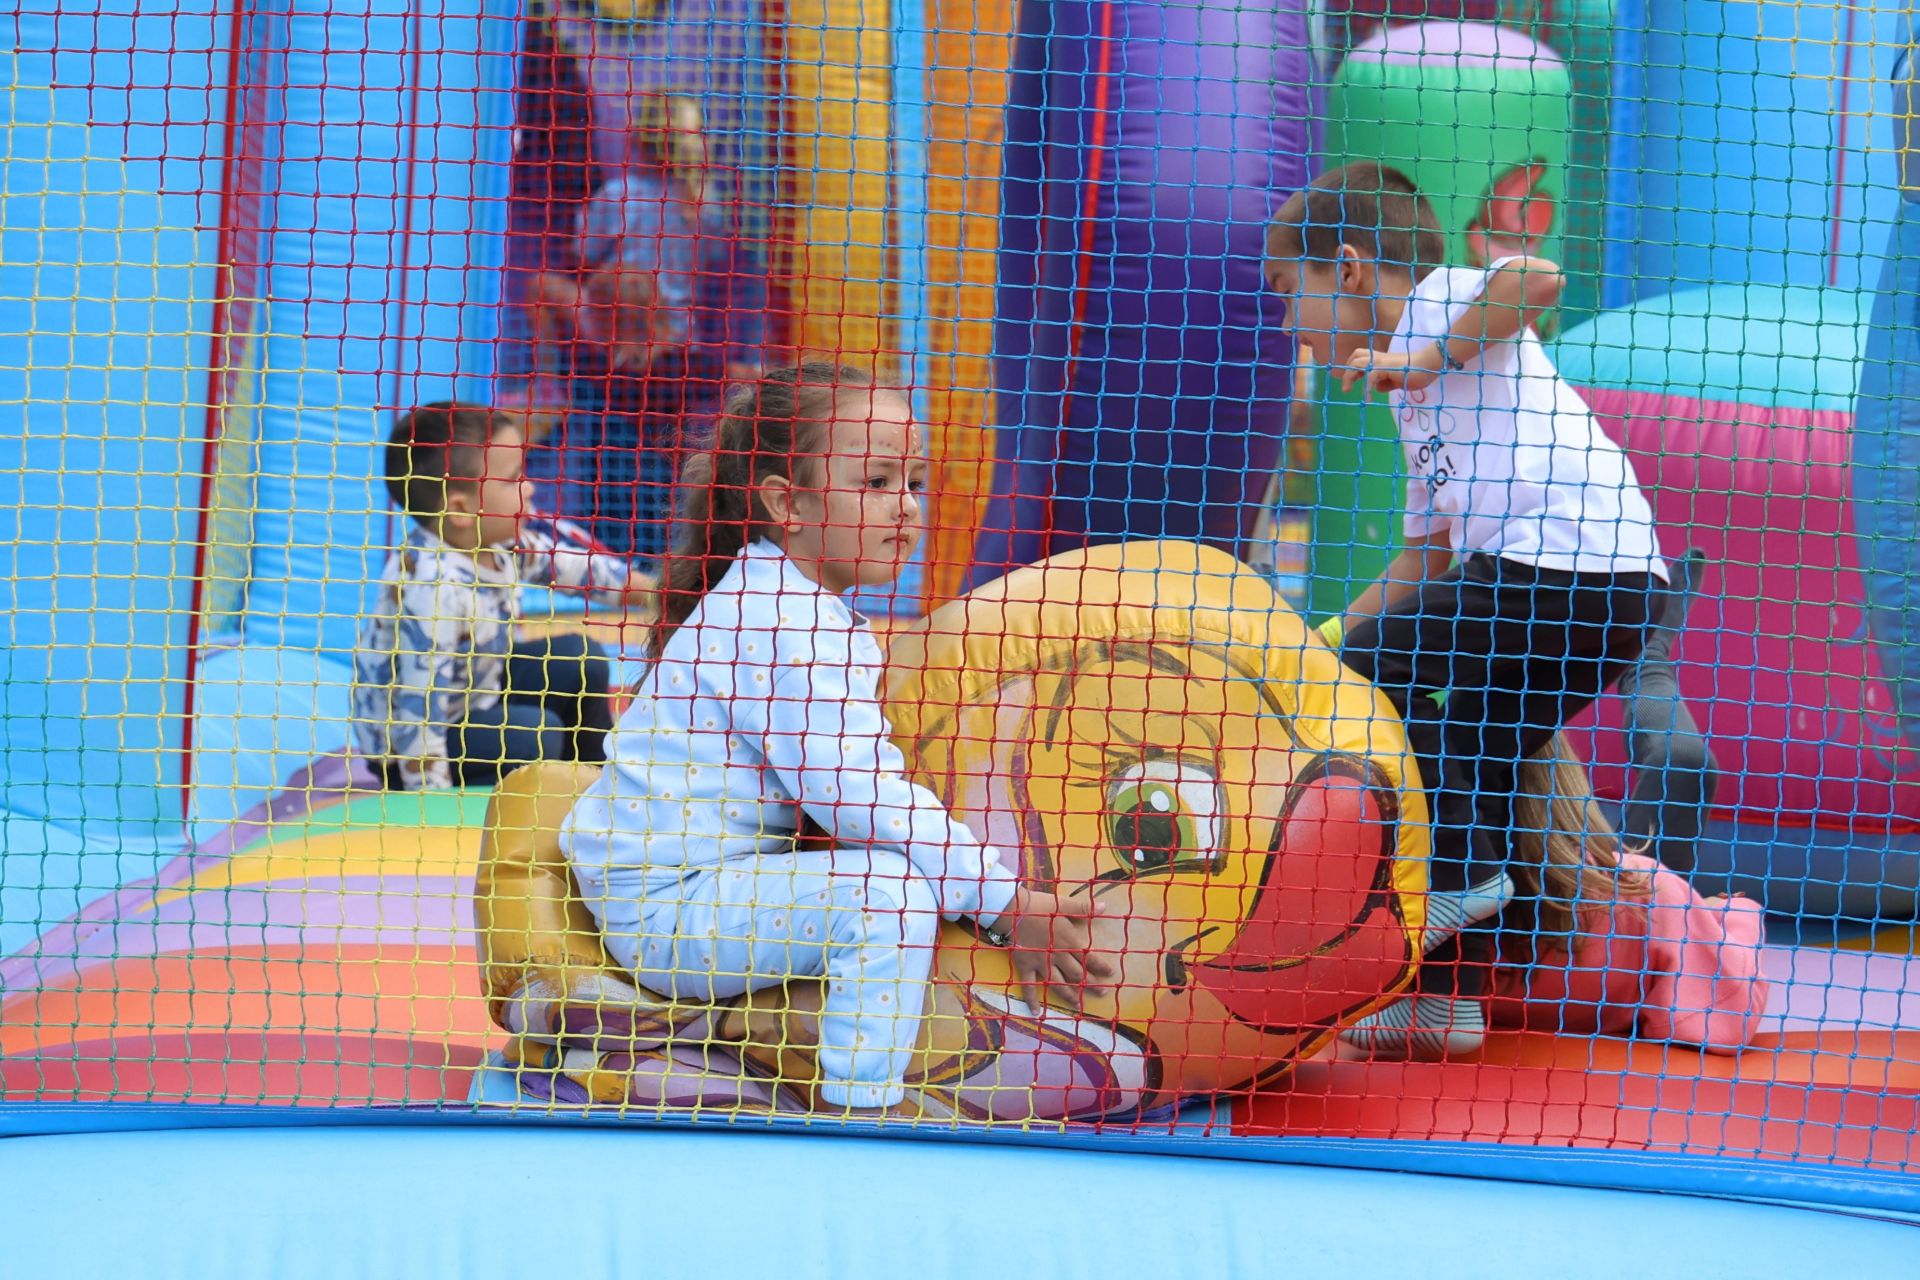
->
[[965, 0, 1313, 587]]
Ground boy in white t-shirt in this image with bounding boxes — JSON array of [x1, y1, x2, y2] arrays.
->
[[1267, 162, 1667, 1055]]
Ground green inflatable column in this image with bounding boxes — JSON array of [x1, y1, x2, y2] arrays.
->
[[1499, 0, 1617, 326], [1306, 20, 1572, 622]]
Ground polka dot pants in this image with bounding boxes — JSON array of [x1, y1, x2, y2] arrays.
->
[[613, 850, 939, 1107]]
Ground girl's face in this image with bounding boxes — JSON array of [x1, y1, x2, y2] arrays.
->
[[770, 389, 926, 595]]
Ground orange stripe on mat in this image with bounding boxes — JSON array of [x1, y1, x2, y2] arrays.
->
[[1, 1031, 486, 1107], [0, 944, 493, 1057]]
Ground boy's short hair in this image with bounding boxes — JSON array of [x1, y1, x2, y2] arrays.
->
[[385, 400, 500, 522], [1268, 162, 1446, 277]]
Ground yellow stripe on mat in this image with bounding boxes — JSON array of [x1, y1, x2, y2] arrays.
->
[[145, 827, 480, 911], [1838, 924, 1920, 956]]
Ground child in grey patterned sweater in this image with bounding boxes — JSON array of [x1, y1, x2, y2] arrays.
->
[[352, 401, 653, 790]]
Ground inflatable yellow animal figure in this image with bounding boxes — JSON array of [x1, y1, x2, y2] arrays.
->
[[477, 542, 1428, 1121]]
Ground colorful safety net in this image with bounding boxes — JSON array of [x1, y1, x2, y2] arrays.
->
[[2, 0, 1919, 1197]]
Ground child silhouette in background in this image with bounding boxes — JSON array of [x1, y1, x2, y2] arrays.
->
[[535, 264, 722, 563], [575, 91, 767, 385]]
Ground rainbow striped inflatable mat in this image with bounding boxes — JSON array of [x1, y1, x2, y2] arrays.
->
[[8, 743, 1920, 1149]]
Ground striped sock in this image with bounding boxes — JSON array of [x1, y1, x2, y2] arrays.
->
[[1341, 994, 1488, 1060], [1420, 872, 1515, 954]]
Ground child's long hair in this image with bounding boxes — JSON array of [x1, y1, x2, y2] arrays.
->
[[1502, 734, 1653, 963], [652, 362, 872, 656]]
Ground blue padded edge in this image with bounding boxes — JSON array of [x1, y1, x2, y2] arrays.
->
[[4, 1102, 1917, 1220]]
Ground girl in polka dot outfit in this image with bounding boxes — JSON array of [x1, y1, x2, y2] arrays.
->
[[561, 364, 1114, 1115]]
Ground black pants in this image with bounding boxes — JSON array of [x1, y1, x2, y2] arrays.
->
[[1611, 554, 1719, 872], [384, 633, 614, 790], [1341, 554, 1656, 893]]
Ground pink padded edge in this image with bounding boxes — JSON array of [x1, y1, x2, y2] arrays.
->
[[1566, 385, 1920, 830]]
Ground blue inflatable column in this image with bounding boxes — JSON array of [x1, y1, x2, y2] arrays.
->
[[0, 0, 224, 848], [1617, 0, 1907, 299], [243, 0, 515, 657], [966, 0, 1312, 587], [1852, 36, 1920, 748]]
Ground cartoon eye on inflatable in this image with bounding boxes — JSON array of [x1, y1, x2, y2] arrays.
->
[[1102, 760, 1224, 876], [886, 542, 1431, 1109]]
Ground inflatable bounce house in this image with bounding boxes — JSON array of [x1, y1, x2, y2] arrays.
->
[[4, 0, 1920, 1272]]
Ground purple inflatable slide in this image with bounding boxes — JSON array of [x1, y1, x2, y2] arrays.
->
[[965, 0, 1314, 586]]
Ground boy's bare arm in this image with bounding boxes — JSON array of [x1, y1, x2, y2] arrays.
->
[[1441, 255, 1563, 354], [1340, 257, 1566, 396]]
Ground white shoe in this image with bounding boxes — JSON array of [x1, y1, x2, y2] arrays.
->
[[1341, 994, 1487, 1061]]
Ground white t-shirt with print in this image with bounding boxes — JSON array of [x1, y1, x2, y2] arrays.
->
[[1391, 259, 1667, 580]]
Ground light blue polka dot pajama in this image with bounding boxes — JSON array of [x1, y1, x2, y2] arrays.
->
[[562, 540, 1020, 1107]]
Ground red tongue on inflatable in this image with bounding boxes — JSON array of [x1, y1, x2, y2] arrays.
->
[[1191, 756, 1414, 1035]]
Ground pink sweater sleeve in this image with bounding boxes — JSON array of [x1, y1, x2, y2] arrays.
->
[[1621, 852, 1771, 1054]]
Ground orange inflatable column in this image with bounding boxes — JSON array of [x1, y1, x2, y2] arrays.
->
[[779, 0, 898, 376], [920, 0, 1016, 608]]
